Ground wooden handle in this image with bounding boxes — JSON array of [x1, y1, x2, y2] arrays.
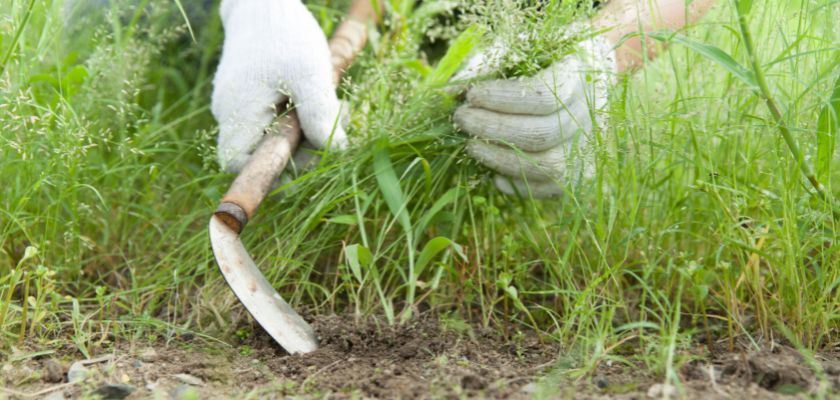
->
[[329, 0, 376, 83], [216, 0, 376, 233]]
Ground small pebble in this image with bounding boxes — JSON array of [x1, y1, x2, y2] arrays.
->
[[93, 383, 135, 400], [520, 382, 539, 394], [398, 345, 417, 359], [146, 380, 160, 391], [647, 383, 677, 398], [43, 391, 65, 400], [42, 359, 65, 383], [67, 362, 88, 383], [174, 373, 204, 386], [594, 376, 609, 389], [139, 347, 158, 363]]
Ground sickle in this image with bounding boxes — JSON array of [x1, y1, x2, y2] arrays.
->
[[209, 0, 375, 354]]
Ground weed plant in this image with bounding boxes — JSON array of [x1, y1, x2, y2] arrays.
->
[[0, 0, 839, 381]]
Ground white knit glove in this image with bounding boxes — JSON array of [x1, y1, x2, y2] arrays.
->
[[211, 0, 348, 173], [452, 30, 616, 198]]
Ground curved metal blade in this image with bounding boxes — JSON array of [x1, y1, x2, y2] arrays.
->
[[209, 216, 318, 354]]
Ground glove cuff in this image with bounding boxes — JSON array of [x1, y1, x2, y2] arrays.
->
[[561, 22, 618, 75], [578, 35, 618, 75]]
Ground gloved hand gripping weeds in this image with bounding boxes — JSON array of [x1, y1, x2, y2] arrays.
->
[[451, 26, 617, 198]]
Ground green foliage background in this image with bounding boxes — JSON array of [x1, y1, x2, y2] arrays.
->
[[1, 0, 839, 376]]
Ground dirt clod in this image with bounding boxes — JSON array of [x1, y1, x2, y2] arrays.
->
[[748, 346, 811, 391], [460, 374, 486, 390], [93, 383, 135, 400], [138, 347, 159, 363], [42, 359, 65, 383]]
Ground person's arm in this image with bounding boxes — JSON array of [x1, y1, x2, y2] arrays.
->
[[592, 0, 717, 72]]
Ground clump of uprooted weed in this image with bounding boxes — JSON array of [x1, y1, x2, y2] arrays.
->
[[456, 0, 600, 77]]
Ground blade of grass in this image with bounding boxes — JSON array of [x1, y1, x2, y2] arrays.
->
[[345, 243, 372, 285], [372, 144, 417, 320], [0, 0, 37, 77], [373, 145, 412, 239], [730, 0, 839, 215], [649, 6, 839, 215], [816, 75, 840, 181], [647, 30, 757, 89], [414, 236, 463, 278], [172, 0, 196, 43], [424, 24, 483, 87]]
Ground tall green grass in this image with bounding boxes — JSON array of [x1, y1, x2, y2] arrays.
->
[[1, 0, 838, 381]]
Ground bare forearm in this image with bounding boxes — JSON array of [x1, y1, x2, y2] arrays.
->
[[592, 0, 716, 72]]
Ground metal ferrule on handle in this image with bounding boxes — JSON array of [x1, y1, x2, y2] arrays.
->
[[215, 111, 301, 233]]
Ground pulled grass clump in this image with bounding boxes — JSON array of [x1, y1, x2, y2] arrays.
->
[[456, 0, 599, 76], [1, 0, 839, 379]]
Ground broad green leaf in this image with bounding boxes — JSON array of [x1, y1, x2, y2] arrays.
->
[[496, 272, 512, 288], [304, 193, 355, 232], [415, 236, 463, 277], [398, 0, 418, 16], [373, 145, 412, 236], [503, 284, 529, 314], [62, 65, 88, 97], [344, 244, 372, 284], [326, 215, 358, 225], [425, 25, 483, 87], [27, 73, 59, 86], [411, 0, 458, 25], [17, 246, 38, 268], [414, 187, 459, 238], [504, 285, 518, 300], [400, 59, 432, 77], [737, 0, 753, 16], [648, 30, 757, 89], [615, 321, 660, 332], [421, 158, 433, 195], [64, 65, 88, 84], [817, 75, 840, 180]]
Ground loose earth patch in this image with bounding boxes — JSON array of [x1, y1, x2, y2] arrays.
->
[[2, 314, 839, 398]]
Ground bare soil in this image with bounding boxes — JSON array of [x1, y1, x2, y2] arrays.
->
[[2, 313, 839, 399]]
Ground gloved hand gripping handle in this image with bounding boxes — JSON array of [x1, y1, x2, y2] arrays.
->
[[215, 0, 376, 233]]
